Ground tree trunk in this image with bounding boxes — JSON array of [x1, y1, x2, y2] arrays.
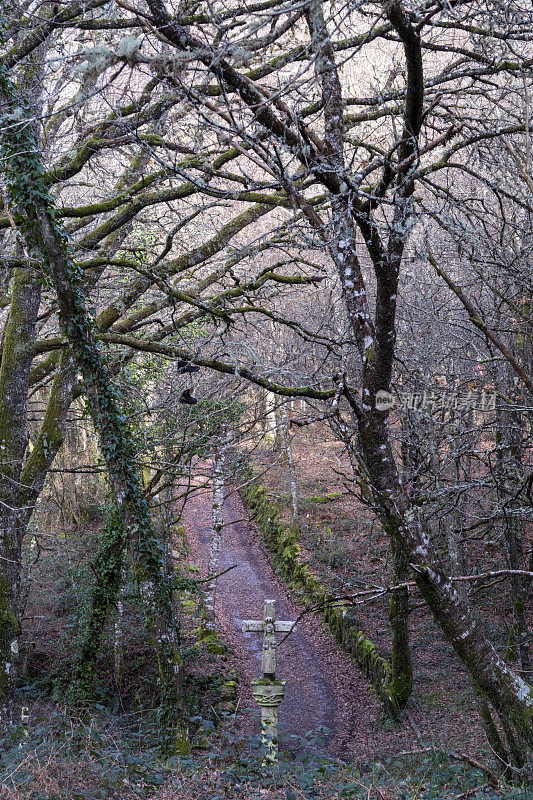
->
[[38, 207, 189, 751], [359, 411, 532, 777], [0, 265, 41, 721], [389, 536, 413, 708], [280, 408, 298, 522], [264, 391, 278, 446], [204, 445, 225, 633], [0, 85, 189, 752], [69, 512, 126, 704], [449, 408, 473, 604], [496, 405, 531, 682], [305, 0, 532, 770], [114, 569, 126, 695]]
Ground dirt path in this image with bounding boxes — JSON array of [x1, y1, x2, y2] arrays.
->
[[182, 480, 414, 762]]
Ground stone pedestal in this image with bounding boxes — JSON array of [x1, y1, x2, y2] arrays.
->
[[251, 679, 286, 763], [242, 600, 295, 763]]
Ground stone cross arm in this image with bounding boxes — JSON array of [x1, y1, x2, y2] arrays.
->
[[241, 619, 295, 633], [241, 599, 296, 679]]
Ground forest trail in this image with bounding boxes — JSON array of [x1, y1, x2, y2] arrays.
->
[[182, 479, 413, 762]]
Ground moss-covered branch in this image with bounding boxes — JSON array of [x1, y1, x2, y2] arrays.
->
[[0, 72, 190, 752]]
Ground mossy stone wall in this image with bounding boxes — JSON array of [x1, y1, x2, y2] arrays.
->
[[238, 466, 401, 718]]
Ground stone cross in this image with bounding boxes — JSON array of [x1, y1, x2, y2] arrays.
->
[[242, 599, 295, 678], [242, 599, 297, 762]]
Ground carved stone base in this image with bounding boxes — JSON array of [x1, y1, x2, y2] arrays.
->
[[251, 679, 286, 763]]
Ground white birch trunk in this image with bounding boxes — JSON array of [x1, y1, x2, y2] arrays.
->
[[204, 446, 225, 632], [281, 409, 298, 522], [264, 391, 278, 445]]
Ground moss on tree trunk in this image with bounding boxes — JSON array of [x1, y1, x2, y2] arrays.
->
[[0, 81, 190, 751], [388, 536, 413, 708]]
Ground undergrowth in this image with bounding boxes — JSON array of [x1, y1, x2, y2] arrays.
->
[[0, 710, 529, 800]]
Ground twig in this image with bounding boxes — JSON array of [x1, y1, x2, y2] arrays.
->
[[402, 709, 425, 747], [190, 564, 237, 583], [395, 747, 499, 788]]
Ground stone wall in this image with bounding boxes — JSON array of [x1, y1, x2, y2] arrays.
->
[[238, 465, 401, 718]]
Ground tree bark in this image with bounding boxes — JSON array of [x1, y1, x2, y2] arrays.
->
[[69, 512, 126, 704], [302, 0, 531, 772], [0, 83, 189, 751], [389, 537, 413, 708], [359, 411, 532, 774], [0, 265, 41, 720], [281, 408, 298, 523], [35, 206, 190, 752], [204, 445, 225, 633], [496, 405, 531, 682]]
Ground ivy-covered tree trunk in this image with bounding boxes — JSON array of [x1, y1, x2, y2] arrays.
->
[[0, 265, 41, 721], [69, 513, 126, 704], [0, 82, 190, 753]]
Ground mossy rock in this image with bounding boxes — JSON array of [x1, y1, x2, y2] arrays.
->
[[195, 630, 228, 656], [193, 735, 210, 749], [308, 492, 342, 504], [204, 640, 227, 656], [219, 701, 236, 713], [220, 680, 237, 699], [304, 575, 323, 600]]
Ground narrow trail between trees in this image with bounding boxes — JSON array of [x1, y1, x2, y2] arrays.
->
[[182, 479, 413, 762]]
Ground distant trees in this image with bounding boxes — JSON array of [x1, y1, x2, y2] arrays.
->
[[0, 0, 531, 778], [0, 0, 330, 738], [134, 0, 532, 775]]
